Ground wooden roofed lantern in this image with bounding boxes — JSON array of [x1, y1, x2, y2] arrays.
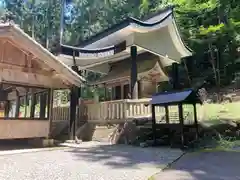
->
[[0, 23, 84, 139], [58, 6, 192, 101], [151, 89, 202, 148]]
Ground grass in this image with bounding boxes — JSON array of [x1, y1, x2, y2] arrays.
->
[[167, 102, 240, 122], [200, 102, 240, 122]]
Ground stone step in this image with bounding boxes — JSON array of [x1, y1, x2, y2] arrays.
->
[[92, 126, 116, 142]]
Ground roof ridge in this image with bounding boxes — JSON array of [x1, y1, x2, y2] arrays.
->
[[77, 6, 174, 47]]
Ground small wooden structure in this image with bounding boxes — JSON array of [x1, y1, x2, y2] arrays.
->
[[0, 23, 83, 139], [151, 89, 202, 147]]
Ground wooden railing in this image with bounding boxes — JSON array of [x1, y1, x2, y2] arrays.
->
[[85, 98, 165, 122], [52, 106, 70, 121], [51, 99, 169, 122], [124, 98, 164, 119], [51, 98, 202, 124]]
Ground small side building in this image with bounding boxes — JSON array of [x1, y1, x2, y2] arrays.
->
[[0, 23, 83, 139]]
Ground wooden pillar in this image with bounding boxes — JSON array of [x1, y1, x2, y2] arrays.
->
[[15, 91, 20, 118], [48, 89, 54, 136], [178, 103, 184, 147], [111, 86, 115, 100], [70, 65, 79, 139], [103, 83, 107, 101], [151, 105, 157, 145], [93, 85, 99, 102], [172, 62, 179, 90], [4, 101, 10, 118], [130, 46, 138, 99], [78, 70, 82, 100], [76, 70, 82, 129], [193, 103, 199, 140], [47, 89, 51, 119], [164, 105, 169, 124], [40, 92, 47, 119], [24, 94, 28, 117], [69, 85, 78, 139], [121, 84, 124, 99], [30, 91, 36, 119]]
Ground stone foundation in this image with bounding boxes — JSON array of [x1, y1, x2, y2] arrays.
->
[[27, 138, 58, 147], [75, 121, 141, 145]]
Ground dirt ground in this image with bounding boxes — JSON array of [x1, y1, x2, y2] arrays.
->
[[153, 151, 240, 180], [0, 141, 183, 180]]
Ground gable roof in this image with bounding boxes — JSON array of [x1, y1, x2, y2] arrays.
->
[[0, 23, 84, 87]]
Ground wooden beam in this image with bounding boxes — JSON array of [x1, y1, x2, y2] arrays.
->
[[9, 32, 81, 87], [0, 40, 6, 63], [0, 30, 11, 38], [5, 38, 39, 62], [0, 69, 67, 88], [0, 62, 54, 76], [6, 38, 31, 56], [26, 53, 32, 68]]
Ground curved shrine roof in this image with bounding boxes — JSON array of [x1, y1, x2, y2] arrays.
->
[[59, 6, 192, 69]]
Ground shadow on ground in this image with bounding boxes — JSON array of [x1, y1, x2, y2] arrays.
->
[[0, 139, 36, 151], [153, 151, 240, 180], [66, 142, 182, 169]]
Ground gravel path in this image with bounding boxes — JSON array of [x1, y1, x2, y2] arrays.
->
[[153, 151, 240, 180], [0, 141, 183, 180]]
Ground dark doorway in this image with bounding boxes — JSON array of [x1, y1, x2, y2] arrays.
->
[[138, 81, 141, 98], [123, 84, 130, 99], [115, 85, 121, 100]]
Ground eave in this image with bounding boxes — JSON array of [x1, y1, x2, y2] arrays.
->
[[0, 23, 85, 87], [58, 6, 192, 72]]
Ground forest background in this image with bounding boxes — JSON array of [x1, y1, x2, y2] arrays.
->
[[1, 0, 240, 103]]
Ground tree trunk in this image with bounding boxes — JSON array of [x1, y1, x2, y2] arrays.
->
[[208, 43, 220, 102]]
